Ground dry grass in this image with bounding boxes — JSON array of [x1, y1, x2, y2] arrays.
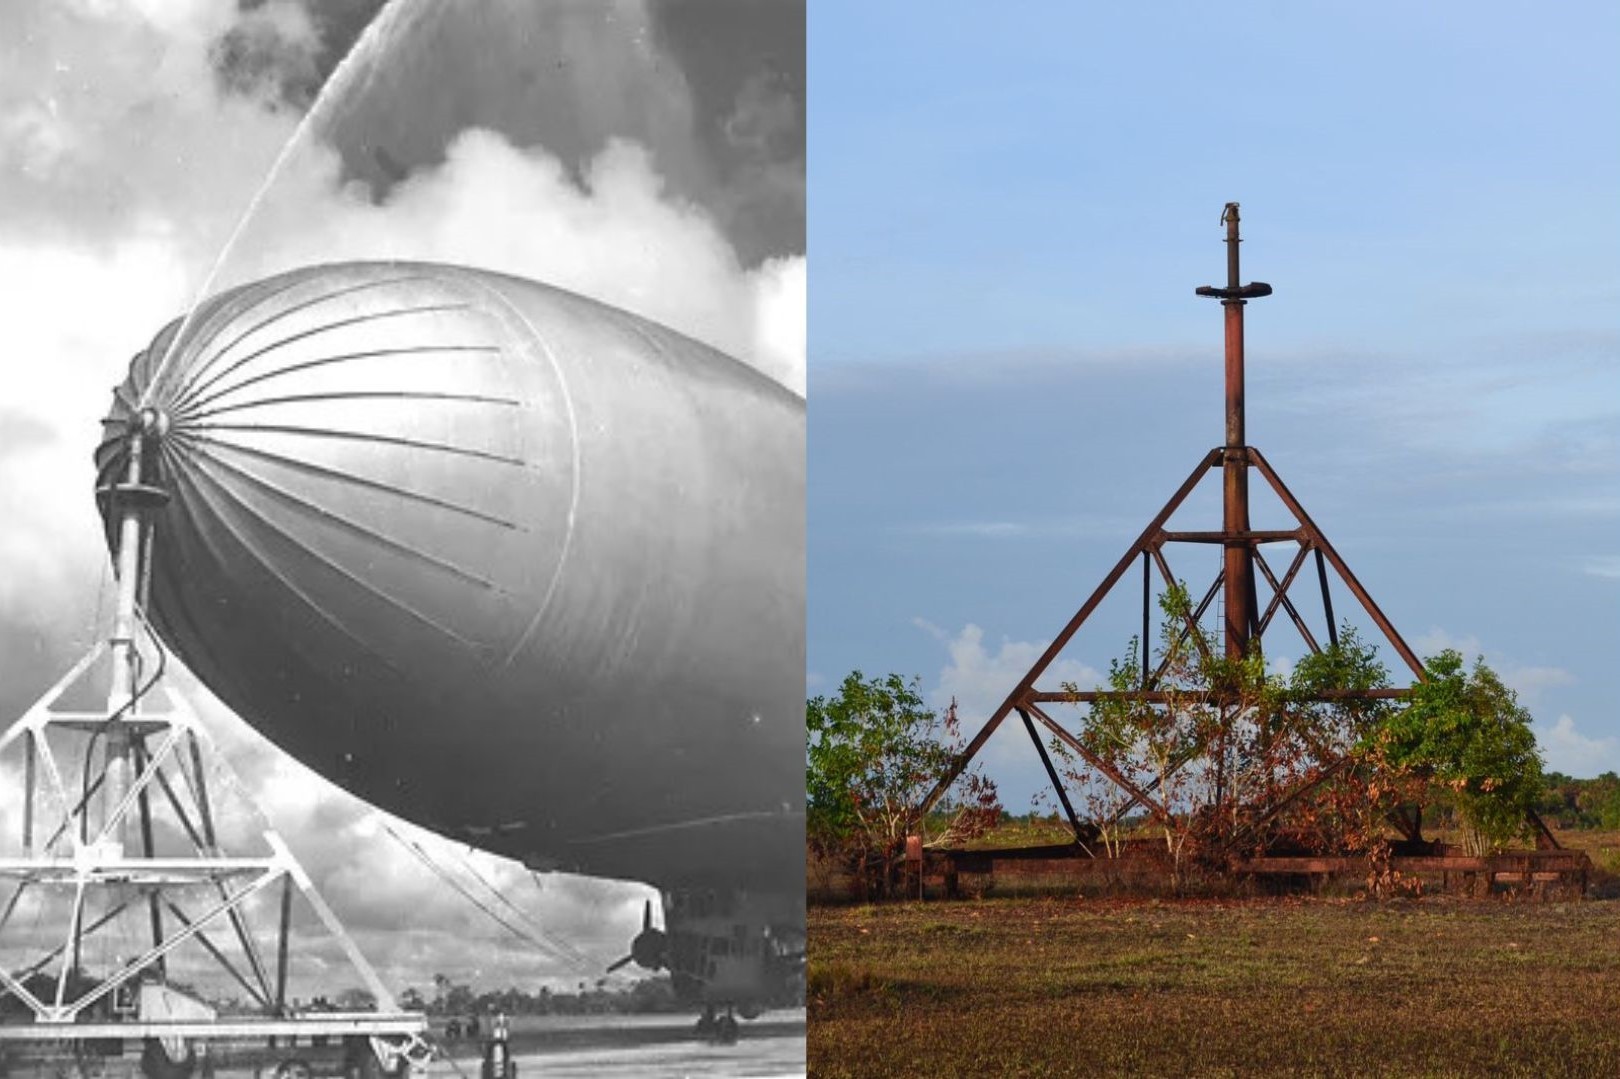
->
[[808, 894, 1620, 1077], [1548, 828, 1620, 886]]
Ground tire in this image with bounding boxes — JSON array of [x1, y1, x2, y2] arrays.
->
[[346, 1039, 409, 1079]]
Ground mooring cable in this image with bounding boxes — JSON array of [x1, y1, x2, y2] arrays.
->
[[455, 849, 593, 970], [380, 822, 596, 974]]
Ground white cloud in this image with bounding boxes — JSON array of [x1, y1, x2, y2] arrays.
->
[[918, 622, 1101, 718], [0, 238, 194, 625], [912, 620, 1104, 799], [1506, 665, 1575, 697], [1582, 556, 1620, 581], [1406, 627, 1574, 708], [208, 130, 803, 391], [1411, 626, 1483, 660], [749, 255, 807, 395], [1535, 714, 1620, 778]]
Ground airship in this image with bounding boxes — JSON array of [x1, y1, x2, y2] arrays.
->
[[93, 261, 805, 1031]]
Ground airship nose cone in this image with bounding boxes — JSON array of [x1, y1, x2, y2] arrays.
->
[[135, 406, 170, 439], [94, 260, 805, 890], [98, 263, 578, 670]]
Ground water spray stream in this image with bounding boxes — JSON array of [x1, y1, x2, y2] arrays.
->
[[138, 0, 426, 408]]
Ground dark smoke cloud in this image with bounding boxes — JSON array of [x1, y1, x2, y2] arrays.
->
[[650, 0, 806, 263], [213, 0, 805, 265], [211, 1, 322, 112]]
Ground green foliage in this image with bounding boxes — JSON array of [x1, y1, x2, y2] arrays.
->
[[1379, 650, 1545, 853], [1078, 584, 1284, 767], [1539, 771, 1620, 830], [806, 671, 935, 850], [1287, 624, 1392, 735], [1050, 586, 1549, 864], [806, 672, 999, 865], [1055, 585, 1401, 872], [1581, 773, 1613, 825]]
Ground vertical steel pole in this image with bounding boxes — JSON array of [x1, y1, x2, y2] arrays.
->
[[133, 738, 168, 979], [1198, 203, 1270, 658], [104, 431, 147, 855], [1315, 547, 1339, 648], [22, 731, 35, 857], [1220, 204, 1253, 659], [275, 876, 294, 1016], [1141, 550, 1151, 689]]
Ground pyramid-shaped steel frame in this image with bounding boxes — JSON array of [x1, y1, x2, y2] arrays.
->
[[0, 413, 427, 1068], [0, 640, 400, 1025], [919, 205, 1464, 850]]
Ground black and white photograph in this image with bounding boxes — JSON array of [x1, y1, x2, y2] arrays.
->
[[0, 2, 804, 1076]]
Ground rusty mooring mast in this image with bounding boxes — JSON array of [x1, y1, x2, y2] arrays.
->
[[1198, 202, 1271, 659], [918, 203, 1440, 847]]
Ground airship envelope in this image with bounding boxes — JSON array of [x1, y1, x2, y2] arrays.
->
[[96, 262, 804, 891]]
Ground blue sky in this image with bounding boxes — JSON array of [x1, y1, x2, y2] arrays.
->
[[808, 2, 1620, 803]]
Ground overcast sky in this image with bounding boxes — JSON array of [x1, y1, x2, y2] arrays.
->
[[0, 0, 802, 996], [808, 2, 1620, 806]]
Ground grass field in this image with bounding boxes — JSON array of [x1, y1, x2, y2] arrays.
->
[[808, 895, 1620, 1077]]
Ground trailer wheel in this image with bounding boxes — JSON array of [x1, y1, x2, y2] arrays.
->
[[345, 1038, 409, 1079], [140, 1039, 197, 1079]]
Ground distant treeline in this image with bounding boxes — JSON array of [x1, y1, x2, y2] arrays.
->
[[400, 976, 683, 1018], [1531, 772, 1620, 831], [943, 769, 1620, 844], [1270, 772, 1620, 836], [1414, 772, 1620, 834]]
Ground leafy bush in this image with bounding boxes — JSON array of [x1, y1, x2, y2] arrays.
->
[[807, 672, 999, 897], [1378, 650, 1544, 854]]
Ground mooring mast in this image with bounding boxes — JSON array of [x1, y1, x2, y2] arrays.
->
[[1195, 203, 1271, 659], [915, 204, 1454, 848], [0, 409, 428, 1077]]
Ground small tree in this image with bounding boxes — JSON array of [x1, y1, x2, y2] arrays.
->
[[1379, 650, 1545, 855], [1069, 602, 1269, 884], [806, 672, 999, 896]]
